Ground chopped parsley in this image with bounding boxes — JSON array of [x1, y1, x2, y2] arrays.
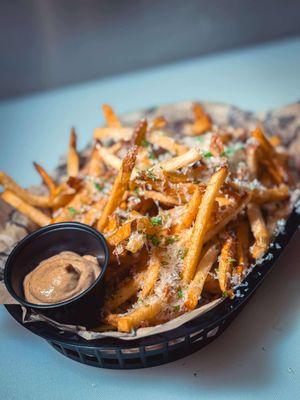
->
[[141, 139, 150, 147], [68, 207, 80, 216], [221, 145, 244, 157], [146, 234, 160, 246], [227, 258, 236, 264], [177, 288, 183, 299], [148, 152, 156, 160], [203, 151, 213, 158], [178, 248, 188, 260], [165, 235, 179, 245], [173, 305, 180, 312], [94, 182, 103, 191], [134, 187, 140, 195], [222, 291, 228, 298], [150, 216, 163, 226]]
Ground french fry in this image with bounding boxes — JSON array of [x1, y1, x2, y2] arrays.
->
[[0, 171, 51, 208], [235, 219, 250, 278], [33, 162, 57, 196], [185, 103, 212, 136], [185, 243, 219, 310], [117, 300, 162, 332], [143, 190, 180, 207], [102, 104, 121, 128], [97, 146, 138, 231], [97, 143, 122, 170], [152, 147, 202, 174], [87, 147, 105, 177], [131, 119, 148, 146], [149, 132, 189, 155], [182, 167, 228, 283], [94, 127, 133, 141], [175, 186, 202, 232], [247, 202, 270, 259], [150, 116, 167, 130], [1, 190, 50, 226], [218, 234, 236, 294], [67, 127, 79, 177], [106, 221, 132, 246], [251, 184, 289, 204], [141, 249, 160, 298], [104, 273, 144, 311], [126, 232, 145, 253]]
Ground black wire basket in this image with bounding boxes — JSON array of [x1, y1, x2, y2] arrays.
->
[[5, 209, 299, 369]]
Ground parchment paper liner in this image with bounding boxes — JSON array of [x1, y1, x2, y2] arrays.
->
[[1, 100, 300, 340]]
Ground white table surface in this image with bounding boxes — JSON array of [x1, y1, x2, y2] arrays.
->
[[0, 37, 300, 400]]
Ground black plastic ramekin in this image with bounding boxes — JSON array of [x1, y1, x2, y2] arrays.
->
[[4, 222, 109, 327]]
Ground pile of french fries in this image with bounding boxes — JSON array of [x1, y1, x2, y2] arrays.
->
[[0, 103, 296, 333]]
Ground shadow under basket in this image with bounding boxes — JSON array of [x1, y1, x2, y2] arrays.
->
[[5, 209, 300, 369]]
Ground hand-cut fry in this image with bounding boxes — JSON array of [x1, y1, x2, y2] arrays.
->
[[116, 300, 162, 332], [0, 171, 51, 208], [182, 167, 228, 283], [185, 103, 212, 136], [106, 221, 132, 246], [251, 184, 289, 204], [152, 147, 202, 174], [1, 190, 50, 226], [235, 219, 250, 278], [97, 143, 122, 170], [104, 273, 144, 311], [247, 202, 270, 259], [204, 193, 250, 243], [150, 116, 167, 130], [67, 127, 79, 177], [246, 145, 259, 180], [94, 127, 133, 141], [149, 131, 189, 155], [102, 104, 122, 128], [218, 234, 236, 295], [175, 186, 202, 232], [126, 232, 145, 253], [87, 147, 105, 177], [252, 127, 288, 183], [131, 119, 147, 146], [33, 162, 57, 196], [97, 146, 138, 231], [143, 190, 180, 207], [185, 243, 219, 310], [141, 249, 160, 298]]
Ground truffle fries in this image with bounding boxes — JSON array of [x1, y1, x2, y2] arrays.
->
[[0, 103, 296, 333]]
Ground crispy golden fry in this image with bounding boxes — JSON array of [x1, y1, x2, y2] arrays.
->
[[150, 116, 167, 130], [126, 232, 145, 253], [0, 171, 51, 208], [97, 143, 122, 170], [94, 127, 133, 141], [252, 127, 288, 183], [182, 167, 228, 283], [175, 186, 202, 232], [247, 202, 270, 259], [97, 146, 138, 231], [269, 135, 281, 147], [149, 132, 189, 155], [116, 300, 162, 332], [251, 184, 289, 204], [87, 147, 105, 177], [218, 235, 236, 294], [104, 273, 144, 311], [205, 193, 250, 243], [81, 198, 106, 225], [102, 104, 122, 128], [235, 219, 250, 278], [131, 119, 148, 146], [1, 190, 50, 226], [185, 103, 212, 136], [33, 162, 57, 196], [107, 142, 123, 154], [67, 127, 80, 177], [106, 221, 132, 246], [185, 243, 219, 310], [143, 190, 180, 207], [141, 249, 160, 298], [152, 147, 202, 174]]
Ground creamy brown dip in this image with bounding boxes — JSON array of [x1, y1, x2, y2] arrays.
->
[[23, 251, 100, 304]]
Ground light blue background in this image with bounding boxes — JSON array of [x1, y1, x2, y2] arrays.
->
[[1, 37, 300, 400]]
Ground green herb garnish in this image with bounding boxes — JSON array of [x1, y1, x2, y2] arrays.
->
[[134, 187, 140, 195], [177, 288, 183, 299], [173, 305, 180, 312], [148, 152, 156, 160], [94, 182, 103, 191], [147, 234, 160, 246], [203, 151, 213, 158], [68, 207, 80, 216], [141, 139, 150, 147], [222, 291, 228, 298], [165, 236, 178, 245], [178, 248, 188, 260], [150, 216, 163, 226], [227, 258, 236, 264]]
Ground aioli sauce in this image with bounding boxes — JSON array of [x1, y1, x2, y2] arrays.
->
[[23, 251, 100, 304]]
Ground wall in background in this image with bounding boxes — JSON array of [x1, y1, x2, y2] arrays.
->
[[1, 0, 300, 99]]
